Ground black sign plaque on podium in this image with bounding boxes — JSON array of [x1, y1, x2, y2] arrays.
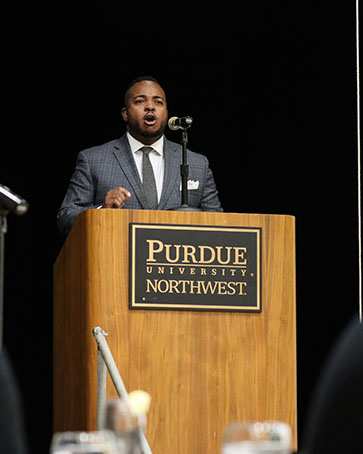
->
[[129, 223, 262, 312]]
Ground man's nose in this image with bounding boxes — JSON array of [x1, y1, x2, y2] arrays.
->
[[144, 99, 155, 110]]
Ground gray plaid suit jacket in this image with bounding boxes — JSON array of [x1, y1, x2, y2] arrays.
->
[[57, 133, 223, 236]]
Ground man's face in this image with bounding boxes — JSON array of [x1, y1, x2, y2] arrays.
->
[[122, 80, 168, 144]]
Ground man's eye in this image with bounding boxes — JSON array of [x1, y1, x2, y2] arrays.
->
[[135, 99, 144, 104]]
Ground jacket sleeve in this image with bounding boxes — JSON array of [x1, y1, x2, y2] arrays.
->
[[57, 150, 100, 237], [199, 156, 223, 212]]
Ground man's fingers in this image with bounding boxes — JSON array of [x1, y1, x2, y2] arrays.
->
[[119, 188, 131, 200], [103, 187, 131, 208]]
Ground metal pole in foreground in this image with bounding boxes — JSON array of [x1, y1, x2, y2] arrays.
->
[[92, 327, 152, 454], [97, 346, 107, 430], [92, 327, 128, 399]]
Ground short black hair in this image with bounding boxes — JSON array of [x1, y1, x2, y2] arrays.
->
[[124, 75, 163, 106]]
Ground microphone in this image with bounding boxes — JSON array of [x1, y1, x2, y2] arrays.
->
[[0, 184, 29, 215], [168, 116, 193, 131]]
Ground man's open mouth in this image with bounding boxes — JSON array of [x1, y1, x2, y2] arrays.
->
[[144, 114, 157, 126]]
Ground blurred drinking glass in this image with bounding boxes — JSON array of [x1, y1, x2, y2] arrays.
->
[[104, 398, 147, 454], [50, 430, 117, 454], [222, 421, 291, 454]]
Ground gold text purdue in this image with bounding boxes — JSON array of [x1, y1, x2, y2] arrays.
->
[[146, 240, 247, 266]]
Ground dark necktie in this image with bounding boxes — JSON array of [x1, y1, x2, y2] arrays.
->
[[140, 146, 158, 210]]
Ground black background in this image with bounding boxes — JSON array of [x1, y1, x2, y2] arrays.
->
[[1, 3, 359, 453]]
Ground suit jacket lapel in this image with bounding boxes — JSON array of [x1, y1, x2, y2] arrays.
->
[[112, 134, 149, 209], [159, 138, 180, 210]]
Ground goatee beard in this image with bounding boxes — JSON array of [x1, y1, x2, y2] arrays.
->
[[127, 122, 166, 143]]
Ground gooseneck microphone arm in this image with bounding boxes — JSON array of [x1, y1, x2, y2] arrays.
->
[[0, 184, 29, 216]]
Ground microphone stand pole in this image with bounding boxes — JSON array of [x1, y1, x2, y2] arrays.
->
[[0, 185, 29, 349], [175, 126, 201, 212], [180, 128, 189, 208]]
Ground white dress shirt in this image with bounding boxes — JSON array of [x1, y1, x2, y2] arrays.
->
[[127, 132, 165, 203]]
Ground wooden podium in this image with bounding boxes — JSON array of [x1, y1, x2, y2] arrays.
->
[[53, 209, 297, 452]]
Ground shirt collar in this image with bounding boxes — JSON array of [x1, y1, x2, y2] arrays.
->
[[127, 132, 164, 156]]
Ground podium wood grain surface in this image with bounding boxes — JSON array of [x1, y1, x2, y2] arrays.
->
[[53, 209, 297, 452]]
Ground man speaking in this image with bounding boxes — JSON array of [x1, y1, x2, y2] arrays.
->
[[57, 76, 223, 237]]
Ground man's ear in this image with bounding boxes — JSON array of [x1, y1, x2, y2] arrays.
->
[[121, 107, 128, 122]]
